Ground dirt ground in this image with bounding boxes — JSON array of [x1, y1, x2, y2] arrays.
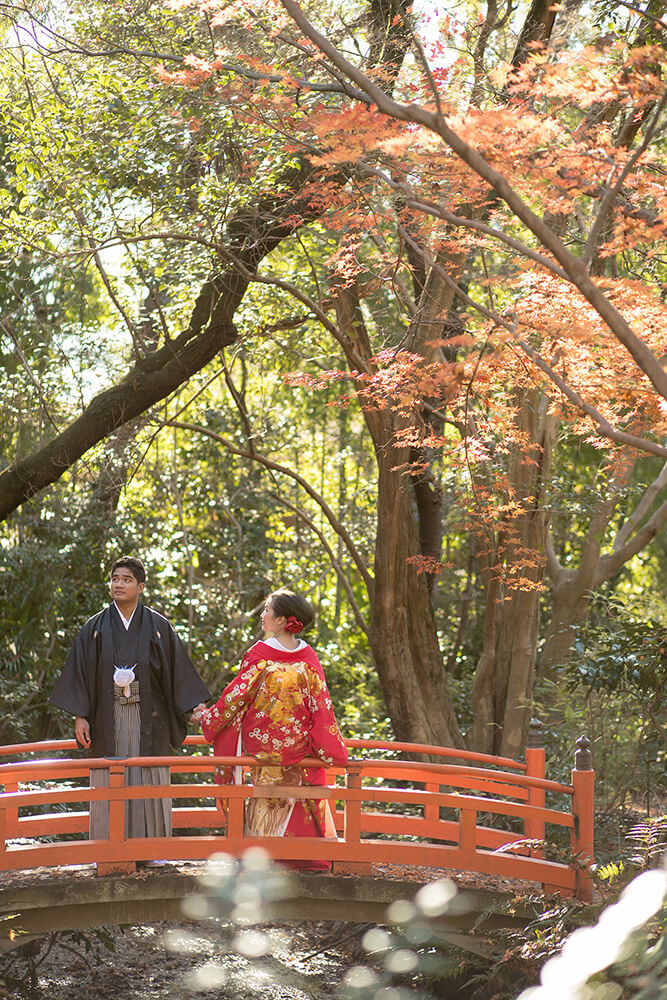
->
[[1, 916, 371, 1000]]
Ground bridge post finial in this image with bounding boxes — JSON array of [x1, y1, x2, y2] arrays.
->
[[572, 734, 595, 901], [527, 718, 543, 749], [575, 735, 593, 771], [524, 718, 545, 847]]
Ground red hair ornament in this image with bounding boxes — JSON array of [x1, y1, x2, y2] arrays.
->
[[285, 616, 303, 634]]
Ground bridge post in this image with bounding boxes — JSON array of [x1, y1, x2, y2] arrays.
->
[[333, 763, 370, 876], [424, 782, 439, 829], [525, 719, 545, 855], [2, 781, 18, 841], [226, 785, 244, 840], [572, 735, 595, 902], [0, 800, 5, 858], [97, 762, 135, 877]]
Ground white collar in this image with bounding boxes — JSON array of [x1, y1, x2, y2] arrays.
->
[[114, 601, 138, 630], [264, 636, 306, 652]]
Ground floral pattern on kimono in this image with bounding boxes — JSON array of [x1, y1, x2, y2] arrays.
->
[[201, 640, 347, 838]]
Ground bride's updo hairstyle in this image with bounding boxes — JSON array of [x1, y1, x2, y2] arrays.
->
[[268, 590, 314, 634]]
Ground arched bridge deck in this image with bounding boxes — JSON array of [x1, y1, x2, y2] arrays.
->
[[0, 865, 542, 958], [0, 733, 595, 909]]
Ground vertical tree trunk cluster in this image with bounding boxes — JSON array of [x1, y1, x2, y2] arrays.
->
[[470, 392, 558, 756], [334, 282, 465, 747]]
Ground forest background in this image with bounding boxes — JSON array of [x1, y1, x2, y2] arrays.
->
[[0, 0, 665, 829]]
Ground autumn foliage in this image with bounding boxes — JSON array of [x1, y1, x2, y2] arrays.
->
[[1, 0, 665, 755]]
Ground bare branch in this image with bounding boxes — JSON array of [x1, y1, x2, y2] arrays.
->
[[0, 2, 372, 101], [214, 244, 372, 373], [0, 317, 60, 434], [615, 1, 667, 30], [583, 91, 667, 266], [163, 420, 374, 596], [220, 351, 257, 457], [72, 209, 147, 356], [269, 491, 369, 635], [361, 162, 570, 280]]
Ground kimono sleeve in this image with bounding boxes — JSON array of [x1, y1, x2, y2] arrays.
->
[[49, 619, 98, 718], [306, 660, 348, 767], [200, 657, 266, 743], [210, 725, 240, 786], [161, 618, 210, 714]]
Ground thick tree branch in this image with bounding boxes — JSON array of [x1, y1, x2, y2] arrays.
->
[[613, 460, 667, 551], [545, 521, 571, 587], [0, 161, 345, 521], [545, 461, 667, 599], [398, 226, 667, 459], [597, 498, 667, 583], [577, 492, 624, 587], [0, 313, 236, 521]]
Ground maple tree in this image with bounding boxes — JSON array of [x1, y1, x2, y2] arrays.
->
[[151, 0, 666, 754], [0, 0, 665, 754]]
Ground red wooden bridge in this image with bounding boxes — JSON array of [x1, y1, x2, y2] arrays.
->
[[0, 728, 595, 906]]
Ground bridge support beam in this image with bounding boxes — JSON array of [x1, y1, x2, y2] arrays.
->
[[0, 870, 538, 955]]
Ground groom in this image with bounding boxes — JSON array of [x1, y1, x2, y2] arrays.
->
[[50, 556, 209, 839]]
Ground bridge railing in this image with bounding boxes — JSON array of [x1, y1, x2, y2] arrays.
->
[[0, 733, 594, 900]]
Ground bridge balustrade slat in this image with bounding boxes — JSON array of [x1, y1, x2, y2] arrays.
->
[[341, 811, 522, 850], [344, 739, 528, 772], [1, 780, 575, 830], [7, 805, 236, 839], [0, 737, 592, 901], [459, 808, 478, 853], [0, 754, 571, 794]]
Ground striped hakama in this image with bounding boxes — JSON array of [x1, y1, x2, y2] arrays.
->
[[90, 680, 171, 839]]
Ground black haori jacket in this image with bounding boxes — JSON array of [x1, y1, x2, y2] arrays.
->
[[50, 602, 210, 757]]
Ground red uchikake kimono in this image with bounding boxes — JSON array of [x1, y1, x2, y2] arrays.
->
[[201, 640, 348, 866]]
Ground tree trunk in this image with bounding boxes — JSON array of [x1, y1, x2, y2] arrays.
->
[[540, 584, 587, 673], [370, 429, 464, 746], [334, 281, 465, 747], [470, 392, 557, 756], [510, 0, 562, 69]]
